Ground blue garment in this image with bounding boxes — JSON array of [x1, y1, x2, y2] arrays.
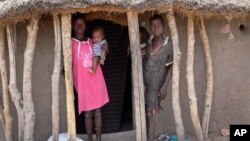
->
[[93, 39, 107, 57], [169, 135, 189, 141]]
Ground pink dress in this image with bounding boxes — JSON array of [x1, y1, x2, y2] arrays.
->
[[72, 38, 109, 113]]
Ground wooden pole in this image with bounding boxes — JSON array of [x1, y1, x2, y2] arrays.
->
[[0, 25, 6, 133], [0, 99, 5, 131], [127, 11, 147, 141], [6, 24, 24, 141], [198, 16, 214, 139], [186, 14, 204, 141], [0, 25, 13, 141], [61, 13, 76, 141], [23, 17, 40, 141], [166, 8, 185, 141], [52, 14, 62, 141]]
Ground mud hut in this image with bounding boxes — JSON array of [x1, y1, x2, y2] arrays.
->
[[0, 0, 250, 141]]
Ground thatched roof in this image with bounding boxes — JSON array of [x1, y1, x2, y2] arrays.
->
[[0, 0, 249, 24]]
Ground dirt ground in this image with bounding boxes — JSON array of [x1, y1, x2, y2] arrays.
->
[[78, 130, 136, 141], [77, 130, 229, 141]]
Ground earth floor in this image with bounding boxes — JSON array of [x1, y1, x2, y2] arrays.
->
[[78, 130, 229, 141]]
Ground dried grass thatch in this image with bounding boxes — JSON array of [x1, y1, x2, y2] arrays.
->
[[0, 0, 250, 24], [85, 12, 128, 26]]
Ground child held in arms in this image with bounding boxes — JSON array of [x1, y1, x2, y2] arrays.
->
[[89, 26, 108, 73]]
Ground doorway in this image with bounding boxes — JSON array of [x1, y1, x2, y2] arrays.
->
[[74, 19, 133, 134]]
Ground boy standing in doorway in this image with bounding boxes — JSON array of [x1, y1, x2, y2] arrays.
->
[[143, 14, 173, 141]]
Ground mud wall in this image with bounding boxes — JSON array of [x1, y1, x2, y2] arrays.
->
[[154, 15, 250, 137]]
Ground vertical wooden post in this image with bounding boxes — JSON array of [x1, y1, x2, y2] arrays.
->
[[0, 25, 13, 141], [52, 14, 62, 141], [6, 24, 24, 141], [198, 16, 214, 139], [61, 13, 76, 141], [0, 25, 7, 135], [186, 14, 204, 141], [0, 100, 5, 130], [166, 8, 185, 141], [127, 11, 147, 141], [23, 17, 40, 141]]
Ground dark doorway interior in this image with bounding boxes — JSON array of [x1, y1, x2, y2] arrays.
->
[[74, 19, 133, 134]]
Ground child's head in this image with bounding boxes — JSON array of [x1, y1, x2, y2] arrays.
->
[[92, 26, 105, 43], [150, 14, 165, 37]]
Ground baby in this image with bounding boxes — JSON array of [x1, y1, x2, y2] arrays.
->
[[89, 26, 108, 74]]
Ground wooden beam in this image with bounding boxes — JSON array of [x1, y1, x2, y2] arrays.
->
[[186, 14, 204, 141], [199, 16, 214, 139], [23, 17, 40, 141], [127, 11, 147, 141], [61, 13, 76, 141], [166, 8, 185, 141], [51, 14, 62, 141], [6, 24, 24, 141], [0, 97, 5, 131], [0, 25, 6, 132], [0, 25, 13, 141]]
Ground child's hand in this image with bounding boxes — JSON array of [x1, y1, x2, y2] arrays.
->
[[100, 59, 105, 65], [157, 87, 167, 100], [88, 69, 94, 74]]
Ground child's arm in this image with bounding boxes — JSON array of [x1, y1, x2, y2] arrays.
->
[[100, 40, 109, 65], [102, 42, 109, 56], [89, 56, 100, 74], [90, 44, 102, 74]]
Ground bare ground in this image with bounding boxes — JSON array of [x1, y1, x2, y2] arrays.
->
[[77, 130, 229, 141]]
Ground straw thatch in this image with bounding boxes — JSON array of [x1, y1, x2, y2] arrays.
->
[[0, 0, 250, 24]]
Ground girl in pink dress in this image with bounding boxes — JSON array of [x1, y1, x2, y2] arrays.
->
[[72, 13, 109, 141]]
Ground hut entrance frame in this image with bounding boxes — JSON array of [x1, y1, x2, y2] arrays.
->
[[59, 10, 183, 141], [59, 9, 214, 141], [61, 11, 148, 140]]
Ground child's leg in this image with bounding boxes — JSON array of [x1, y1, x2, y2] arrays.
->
[[94, 108, 102, 141], [100, 50, 106, 65], [85, 111, 94, 141], [147, 114, 156, 141], [90, 56, 100, 73]]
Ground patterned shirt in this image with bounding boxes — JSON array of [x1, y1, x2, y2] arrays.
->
[[93, 39, 107, 57], [143, 36, 173, 112]]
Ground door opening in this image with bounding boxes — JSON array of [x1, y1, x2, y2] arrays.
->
[[74, 19, 133, 134]]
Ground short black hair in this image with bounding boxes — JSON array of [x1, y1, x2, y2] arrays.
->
[[72, 12, 87, 25], [150, 14, 164, 25]]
